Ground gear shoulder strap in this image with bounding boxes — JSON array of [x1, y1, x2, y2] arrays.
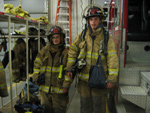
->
[[102, 27, 109, 57]]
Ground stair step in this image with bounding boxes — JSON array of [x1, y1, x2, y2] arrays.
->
[[120, 86, 147, 109], [57, 13, 69, 16], [140, 71, 150, 92], [116, 100, 145, 113]]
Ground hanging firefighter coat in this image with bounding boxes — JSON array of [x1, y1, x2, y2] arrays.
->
[[28, 38, 46, 73], [32, 44, 71, 94], [12, 38, 26, 82], [67, 27, 119, 84], [12, 38, 46, 83], [0, 60, 8, 97]]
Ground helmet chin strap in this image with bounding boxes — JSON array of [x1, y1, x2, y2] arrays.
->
[[50, 34, 65, 46], [97, 23, 103, 28]]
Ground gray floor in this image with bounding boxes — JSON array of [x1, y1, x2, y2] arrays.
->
[[67, 89, 80, 113], [67, 77, 80, 113], [0, 73, 80, 113]]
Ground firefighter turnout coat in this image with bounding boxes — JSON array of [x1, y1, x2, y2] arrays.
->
[[0, 60, 8, 97], [12, 38, 46, 83], [67, 27, 119, 84], [32, 44, 72, 94], [12, 38, 26, 82]]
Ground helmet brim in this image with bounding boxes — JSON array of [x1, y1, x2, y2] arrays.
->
[[85, 14, 105, 20]]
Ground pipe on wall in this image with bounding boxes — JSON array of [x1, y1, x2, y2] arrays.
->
[[48, 0, 51, 23], [76, 0, 78, 34]]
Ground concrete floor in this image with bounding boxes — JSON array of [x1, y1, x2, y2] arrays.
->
[[0, 77, 80, 113], [67, 89, 80, 113], [0, 88, 80, 113]]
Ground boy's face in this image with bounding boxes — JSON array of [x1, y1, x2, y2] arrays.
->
[[89, 16, 101, 30], [52, 34, 61, 45]]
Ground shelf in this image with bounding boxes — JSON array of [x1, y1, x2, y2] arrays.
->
[[3, 35, 48, 38], [0, 9, 48, 113], [0, 11, 48, 40], [0, 11, 47, 26]]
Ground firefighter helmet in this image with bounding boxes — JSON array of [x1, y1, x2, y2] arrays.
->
[[48, 26, 65, 41], [83, 4, 107, 20], [14, 26, 38, 35], [14, 26, 26, 35], [40, 29, 46, 35], [28, 27, 38, 35]]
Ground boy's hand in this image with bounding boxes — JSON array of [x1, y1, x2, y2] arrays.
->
[[67, 71, 73, 79]]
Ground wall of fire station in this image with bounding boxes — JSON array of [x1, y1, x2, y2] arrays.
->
[[2, 0, 47, 32], [1, 0, 110, 45], [49, 0, 110, 42], [0, 0, 110, 60], [0, 0, 47, 60]]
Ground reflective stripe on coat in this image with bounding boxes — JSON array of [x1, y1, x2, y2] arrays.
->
[[33, 45, 72, 94], [67, 27, 119, 83]]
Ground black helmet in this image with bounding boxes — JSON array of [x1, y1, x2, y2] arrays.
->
[[48, 26, 65, 41], [83, 5, 107, 20], [40, 29, 46, 35], [28, 27, 38, 35]]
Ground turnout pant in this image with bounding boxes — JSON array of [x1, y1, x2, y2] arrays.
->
[[39, 91, 68, 113], [78, 80, 108, 113]]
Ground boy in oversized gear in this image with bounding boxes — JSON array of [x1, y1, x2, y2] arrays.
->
[[65, 5, 119, 113], [32, 25, 72, 113]]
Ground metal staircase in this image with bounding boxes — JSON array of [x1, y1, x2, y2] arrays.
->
[[55, 0, 72, 48], [120, 72, 150, 113], [120, 86, 147, 109]]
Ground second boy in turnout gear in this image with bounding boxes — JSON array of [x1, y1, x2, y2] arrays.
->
[[32, 26, 71, 113], [66, 5, 119, 113]]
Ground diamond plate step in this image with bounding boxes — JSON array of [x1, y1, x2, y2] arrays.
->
[[140, 72, 150, 91], [120, 86, 147, 109]]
